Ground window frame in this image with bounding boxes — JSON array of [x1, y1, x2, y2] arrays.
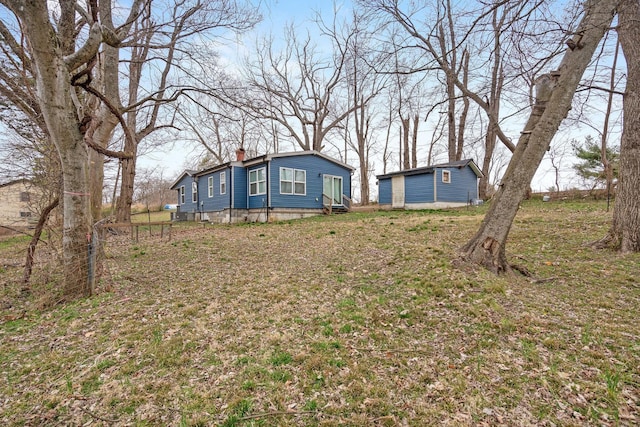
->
[[208, 176, 214, 198], [442, 170, 451, 184], [220, 171, 226, 195], [180, 186, 185, 204], [191, 181, 198, 203], [249, 167, 266, 196], [279, 167, 306, 195], [294, 169, 306, 195]]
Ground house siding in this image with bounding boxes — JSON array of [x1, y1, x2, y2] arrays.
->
[[200, 168, 232, 212], [269, 154, 351, 209], [0, 180, 40, 227], [248, 164, 268, 210], [174, 174, 198, 214], [233, 166, 247, 209]]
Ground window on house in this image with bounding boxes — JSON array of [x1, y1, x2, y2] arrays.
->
[[208, 176, 214, 198], [180, 186, 185, 204], [442, 170, 451, 184], [192, 181, 198, 202], [280, 167, 293, 194], [294, 169, 306, 195], [20, 192, 30, 202], [20, 211, 32, 218], [280, 167, 306, 195], [220, 172, 226, 194], [249, 167, 266, 195]]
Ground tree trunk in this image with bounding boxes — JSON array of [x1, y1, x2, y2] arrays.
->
[[456, 50, 470, 161], [116, 154, 137, 223], [446, 73, 457, 162], [402, 117, 410, 170], [600, 0, 640, 252], [460, 0, 619, 273], [411, 114, 419, 169], [15, 1, 94, 298]]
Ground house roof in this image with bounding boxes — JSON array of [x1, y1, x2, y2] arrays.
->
[[376, 159, 484, 180], [169, 170, 198, 190], [0, 178, 31, 188], [242, 150, 355, 171]]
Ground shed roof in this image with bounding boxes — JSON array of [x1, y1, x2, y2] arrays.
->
[[376, 159, 483, 180]]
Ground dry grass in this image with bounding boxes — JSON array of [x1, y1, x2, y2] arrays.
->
[[0, 200, 638, 426]]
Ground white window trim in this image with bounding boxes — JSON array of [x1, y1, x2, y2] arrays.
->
[[208, 176, 214, 198], [442, 170, 451, 184], [249, 167, 266, 196], [180, 186, 185, 204], [192, 181, 198, 202], [280, 167, 293, 195], [294, 169, 306, 196], [279, 167, 306, 195], [220, 172, 226, 195]]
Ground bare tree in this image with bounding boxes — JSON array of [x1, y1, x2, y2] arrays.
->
[[596, 0, 640, 252], [176, 88, 271, 167], [0, 0, 143, 298], [459, 0, 620, 273], [238, 18, 364, 153], [113, 1, 259, 223], [360, 0, 576, 198]]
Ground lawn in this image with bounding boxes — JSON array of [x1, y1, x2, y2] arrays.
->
[[0, 200, 638, 426]]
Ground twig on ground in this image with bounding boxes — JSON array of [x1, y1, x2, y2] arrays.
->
[[79, 405, 119, 424], [237, 410, 317, 421]]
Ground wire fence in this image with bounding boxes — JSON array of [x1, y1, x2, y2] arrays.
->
[[0, 219, 173, 310]]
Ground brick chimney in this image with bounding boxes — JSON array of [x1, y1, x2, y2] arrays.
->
[[236, 148, 246, 161]]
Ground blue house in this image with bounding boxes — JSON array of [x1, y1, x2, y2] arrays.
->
[[170, 151, 354, 223], [377, 159, 483, 210]]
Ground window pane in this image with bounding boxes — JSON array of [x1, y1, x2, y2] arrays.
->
[[250, 182, 257, 195], [257, 168, 264, 180], [280, 168, 292, 181], [294, 182, 305, 194], [249, 170, 256, 183], [333, 177, 341, 204], [281, 181, 292, 194], [258, 181, 266, 194], [294, 170, 305, 181]]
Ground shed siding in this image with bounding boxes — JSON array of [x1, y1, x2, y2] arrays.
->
[[378, 178, 392, 204], [269, 154, 351, 209], [436, 166, 477, 203], [405, 174, 435, 204]]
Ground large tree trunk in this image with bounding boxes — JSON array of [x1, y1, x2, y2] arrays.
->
[[599, 0, 640, 252], [15, 1, 95, 298], [460, 0, 619, 273]]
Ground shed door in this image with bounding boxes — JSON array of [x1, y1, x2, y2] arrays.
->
[[391, 175, 405, 208]]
